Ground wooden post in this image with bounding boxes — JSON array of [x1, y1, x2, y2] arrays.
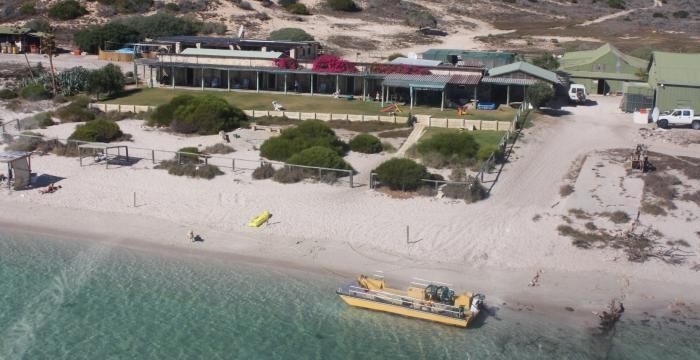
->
[[506, 85, 511, 105], [232, 159, 235, 171], [227, 69, 231, 91], [406, 225, 409, 244], [284, 73, 287, 95], [151, 150, 155, 164], [441, 90, 445, 111], [201, 68, 204, 90], [171, 65, 175, 88], [256, 71, 260, 93], [362, 77, 366, 101], [349, 171, 353, 188], [149, 67, 153, 88], [381, 85, 385, 107], [133, 192, 136, 208], [310, 74, 314, 95], [336, 74, 340, 95]]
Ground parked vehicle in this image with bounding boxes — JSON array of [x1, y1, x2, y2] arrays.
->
[[656, 109, 700, 130], [568, 84, 587, 104]]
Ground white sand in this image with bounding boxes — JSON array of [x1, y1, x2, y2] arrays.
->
[[2, 96, 700, 315]]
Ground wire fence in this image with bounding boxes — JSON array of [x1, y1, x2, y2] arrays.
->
[[0, 131, 356, 187]]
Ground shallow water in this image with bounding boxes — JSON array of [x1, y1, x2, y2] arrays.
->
[[0, 232, 698, 359]]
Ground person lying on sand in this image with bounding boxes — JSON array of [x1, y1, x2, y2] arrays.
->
[[39, 183, 62, 194]]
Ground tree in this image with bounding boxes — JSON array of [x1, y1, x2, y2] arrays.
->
[[74, 22, 141, 53], [40, 29, 58, 97], [87, 64, 125, 100], [170, 95, 245, 134], [268, 28, 314, 42], [531, 53, 559, 71], [526, 82, 555, 109], [312, 55, 357, 73], [24, 18, 51, 32]]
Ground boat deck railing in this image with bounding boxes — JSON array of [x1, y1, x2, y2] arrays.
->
[[339, 284, 466, 319]]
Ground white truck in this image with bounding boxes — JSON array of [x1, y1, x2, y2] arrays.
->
[[656, 109, 700, 130], [568, 84, 587, 104]]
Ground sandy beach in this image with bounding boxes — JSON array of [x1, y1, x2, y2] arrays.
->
[[2, 95, 700, 322]]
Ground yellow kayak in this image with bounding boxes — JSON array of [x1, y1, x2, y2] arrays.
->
[[248, 211, 271, 227]]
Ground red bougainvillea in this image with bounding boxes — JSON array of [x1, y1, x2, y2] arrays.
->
[[273, 57, 299, 70], [311, 55, 358, 73], [369, 64, 431, 75]]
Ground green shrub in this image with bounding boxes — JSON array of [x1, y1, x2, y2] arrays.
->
[[287, 146, 352, 170], [406, 10, 436, 28], [327, 0, 359, 11], [203, 143, 235, 154], [48, 0, 88, 20], [526, 82, 555, 109], [25, 18, 51, 32], [286, 3, 310, 14], [87, 64, 125, 99], [607, 0, 624, 9], [273, 167, 305, 184], [19, 3, 36, 16], [260, 120, 345, 161], [374, 158, 428, 191], [158, 160, 223, 179], [0, 89, 18, 99], [68, 119, 123, 142], [34, 112, 55, 128], [268, 28, 314, 41], [416, 131, 479, 167], [177, 147, 200, 163], [170, 95, 246, 135], [200, 22, 227, 35], [99, 0, 153, 13], [253, 163, 276, 179], [19, 84, 51, 101], [7, 132, 44, 152], [673, 11, 688, 18], [164, 2, 180, 11], [148, 94, 195, 127], [55, 97, 96, 123], [349, 133, 382, 154]]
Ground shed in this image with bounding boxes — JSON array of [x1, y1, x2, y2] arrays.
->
[[0, 151, 31, 189], [389, 57, 443, 67], [559, 43, 647, 95], [647, 51, 700, 112], [485, 62, 559, 104], [421, 49, 515, 69], [620, 82, 654, 113], [0, 26, 41, 54]]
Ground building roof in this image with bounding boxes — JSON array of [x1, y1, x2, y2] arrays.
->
[[156, 36, 318, 47], [381, 73, 482, 89], [421, 49, 515, 68], [488, 62, 559, 84], [649, 51, 700, 87], [179, 48, 283, 59], [389, 57, 443, 67], [481, 77, 538, 86], [560, 43, 648, 70], [566, 70, 641, 81], [0, 151, 30, 163], [0, 26, 31, 35]]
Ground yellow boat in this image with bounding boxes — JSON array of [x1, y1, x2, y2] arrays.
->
[[248, 211, 271, 227], [336, 275, 484, 328]]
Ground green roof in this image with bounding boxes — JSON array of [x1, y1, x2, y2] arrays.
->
[[560, 43, 647, 70], [488, 62, 559, 84], [0, 26, 31, 35], [567, 70, 641, 81], [649, 51, 700, 87], [421, 49, 515, 68], [179, 48, 283, 59]]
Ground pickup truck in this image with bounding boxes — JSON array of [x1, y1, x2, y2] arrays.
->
[[656, 109, 700, 130]]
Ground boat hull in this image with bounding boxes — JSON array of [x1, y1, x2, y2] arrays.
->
[[338, 294, 470, 327]]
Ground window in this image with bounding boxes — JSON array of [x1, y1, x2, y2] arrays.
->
[[672, 111, 681, 116], [682, 111, 691, 116]]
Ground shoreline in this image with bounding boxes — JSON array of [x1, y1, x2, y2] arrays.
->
[[2, 199, 698, 323]]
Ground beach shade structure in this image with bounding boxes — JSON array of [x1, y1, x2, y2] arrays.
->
[[0, 151, 32, 190], [78, 143, 130, 169]]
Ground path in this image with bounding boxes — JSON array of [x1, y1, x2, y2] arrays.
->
[[578, 6, 650, 26], [396, 123, 426, 156]]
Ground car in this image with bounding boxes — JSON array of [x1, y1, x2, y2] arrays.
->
[[656, 109, 700, 130], [568, 84, 587, 104]]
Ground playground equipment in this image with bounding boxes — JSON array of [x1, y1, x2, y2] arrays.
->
[[380, 103, 403, 113]]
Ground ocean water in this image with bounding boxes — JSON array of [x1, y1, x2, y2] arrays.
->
[[0, 232, 698, 360]]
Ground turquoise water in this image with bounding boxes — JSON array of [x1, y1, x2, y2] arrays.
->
[[0, 232, 699, 360]]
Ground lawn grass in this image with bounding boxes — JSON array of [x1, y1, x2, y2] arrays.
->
[[105, 88, 516, 120], [419, 128, 506, 149]]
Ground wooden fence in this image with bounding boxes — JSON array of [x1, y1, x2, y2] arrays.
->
[[88, 103, 512, 130]]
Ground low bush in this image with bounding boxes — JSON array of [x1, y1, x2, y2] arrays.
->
[[148, 94, 195, 127], [260, 120, 346, 161], [287, 146, 352, 170], [19, 84, 51, 101], [327, 0, 360, 11], [172, 95, 245, 134], [252, 163, 276, 179], [200, 22, 227, 35], [286, 3, 310, 14], [349, 133, 382, 154], [416, 131, 479, 168], [7, 132, 44, 152], [203, 143, 235, 154], [34, 112, 55, 128], [673, 10, 688, 18], [48, 0, 88, 20], [164, 2, 180, 11], [273, 167, 305, 184], [158, 160, 224, 179], [55, 97, 96, 123], [381, 141, 396, 153], [0, 89, 18, 100], [268, 27, 314, 41], [607, 0, 625, 9], [477, 144, 504, 162], [177, 146, 201, 163], [464, 179, 488, 203], [442, 183, 467, 200], [374, 158, 428, 191], [19, 3, 36, 16], [68, 119, 123, 142]]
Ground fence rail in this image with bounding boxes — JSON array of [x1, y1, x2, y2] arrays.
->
[[87, 103, 513, 130], [1, 132, 356, 187]]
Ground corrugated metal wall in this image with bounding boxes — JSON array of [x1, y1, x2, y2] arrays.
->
[[655, 86, 700, 112]]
